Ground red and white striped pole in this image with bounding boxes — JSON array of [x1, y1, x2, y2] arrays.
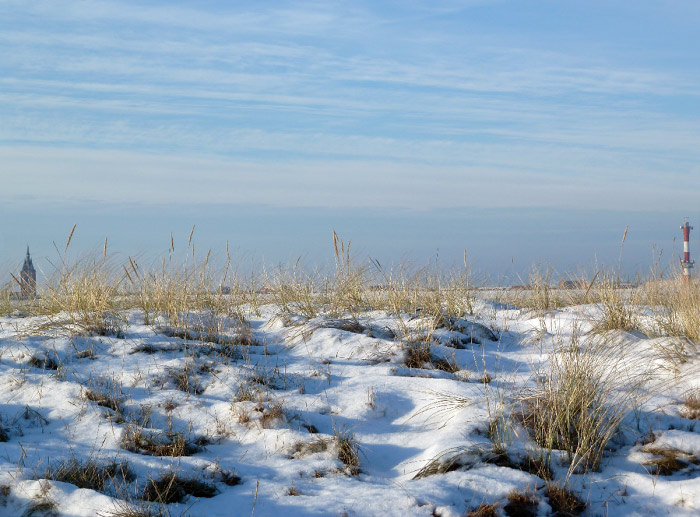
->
[[681, 220, 694, 283]]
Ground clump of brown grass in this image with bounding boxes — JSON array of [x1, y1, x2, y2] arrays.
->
[[466, 503, 499, 517], [141, 471, 217, 504], [32, 248, 128, 338], [169, 363, 204, 395], [84, 388, 123, 413], [334, 426, 360, 475], [0, 282, 13, 316], [268, 262, 323, 322], [259, 400, 286, 429], [518, 329, 652, 476], [23, 480, 58, 517], [28, 354, 60, 371], [43, 457, 134, 492], [524, 267, 564, 312], [125, 237, 251, 348], [590, 272, 639, 333], [681, 387, 700, 419], [404, 343, 459, 373], [120, 427, 202, 457], [291, 438, 330, 458], [544, 483, 586, 516], [643, 278, 700, 344], [641, 444, 697, 475], [503, 490, 538, 517]]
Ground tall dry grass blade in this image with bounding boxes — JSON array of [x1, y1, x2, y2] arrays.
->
[[618, 225, 628, 273], [66, 223, 77, 252], [584, 271, 599, 300], [332, 230, 340, 262]]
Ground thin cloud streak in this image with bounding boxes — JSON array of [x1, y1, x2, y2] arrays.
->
[[1, 1, 698, 216]]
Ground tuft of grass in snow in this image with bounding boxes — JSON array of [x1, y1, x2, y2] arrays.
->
[[120, 427, 202, 457], [83, 377, 124, 413], [681, 387, 700, 420], [28, 354, 60, 371], [517, 328, 652, 476], [291, 438, 330, 459], [103, 502, 168, 517], [642, 277, 700, 344], [124, 237, 253, 352], [259, 400, 286, 429], [0, 281, 13, 316], [30, 251, 128, 338], [24, 497, 58, 517], [544, 483, 586, 516], [641, 444, 697, 475], [590, 272, 639, 333], [512, 266, 568, 314], [42, 456, 134, 492], [141, 471, 217, 504], [466, 503, 499, 517], [503, 490, 538, 517], [333, 426, 360, 476], [24, 480, 58, 517], [411, 444, 545, 481], [403, 343, 459, 373], [169, 362, 204, 395]]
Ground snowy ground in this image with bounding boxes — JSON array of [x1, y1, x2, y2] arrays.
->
[[1, 300, 699, 516]]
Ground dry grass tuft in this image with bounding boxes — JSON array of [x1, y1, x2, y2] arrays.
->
[[503, 490, 538, 517], [84, 389, 123, 413], [43, 457, 134, 492], [642, 278, 700, 344], [513, 267, 568, 313], [169, 363, 204, 395], [591, 273, 639, 333], [334, 427, 360, 475], [404, 344, 460, 373], [141, 471, 217, 504], [641, 444, 697, 475], [28, 354, 60, 371], [466, 503, 499, 517], [290, 438, 330, 459], [404, 344, 432, 369], [412, 445, 509, 480], [681, 387, 700, 420], [120, 427, 202, 457], [33, 253, 128, 338], [518, 329, 652, 476], [23, 480, 58, 517], [215, 469, 242, 486], [24, 497, 58, 517], [260, 401, 286, 429], [514, 455, 553, 481], [544, 484, 586, 516]]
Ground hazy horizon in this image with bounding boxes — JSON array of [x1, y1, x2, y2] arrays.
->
[[2, 200, 696, 285]]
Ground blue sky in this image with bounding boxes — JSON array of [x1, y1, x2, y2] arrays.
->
[[1, 1, 699, 281]]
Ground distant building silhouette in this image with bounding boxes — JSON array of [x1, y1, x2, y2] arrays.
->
[[20, 247, 36, 299]]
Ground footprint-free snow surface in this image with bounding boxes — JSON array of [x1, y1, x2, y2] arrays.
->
[[1, 301, 700, 516]]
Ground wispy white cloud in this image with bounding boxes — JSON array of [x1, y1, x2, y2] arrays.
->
[[2, 146, 698, 212], [1, 0, 698, 213]]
